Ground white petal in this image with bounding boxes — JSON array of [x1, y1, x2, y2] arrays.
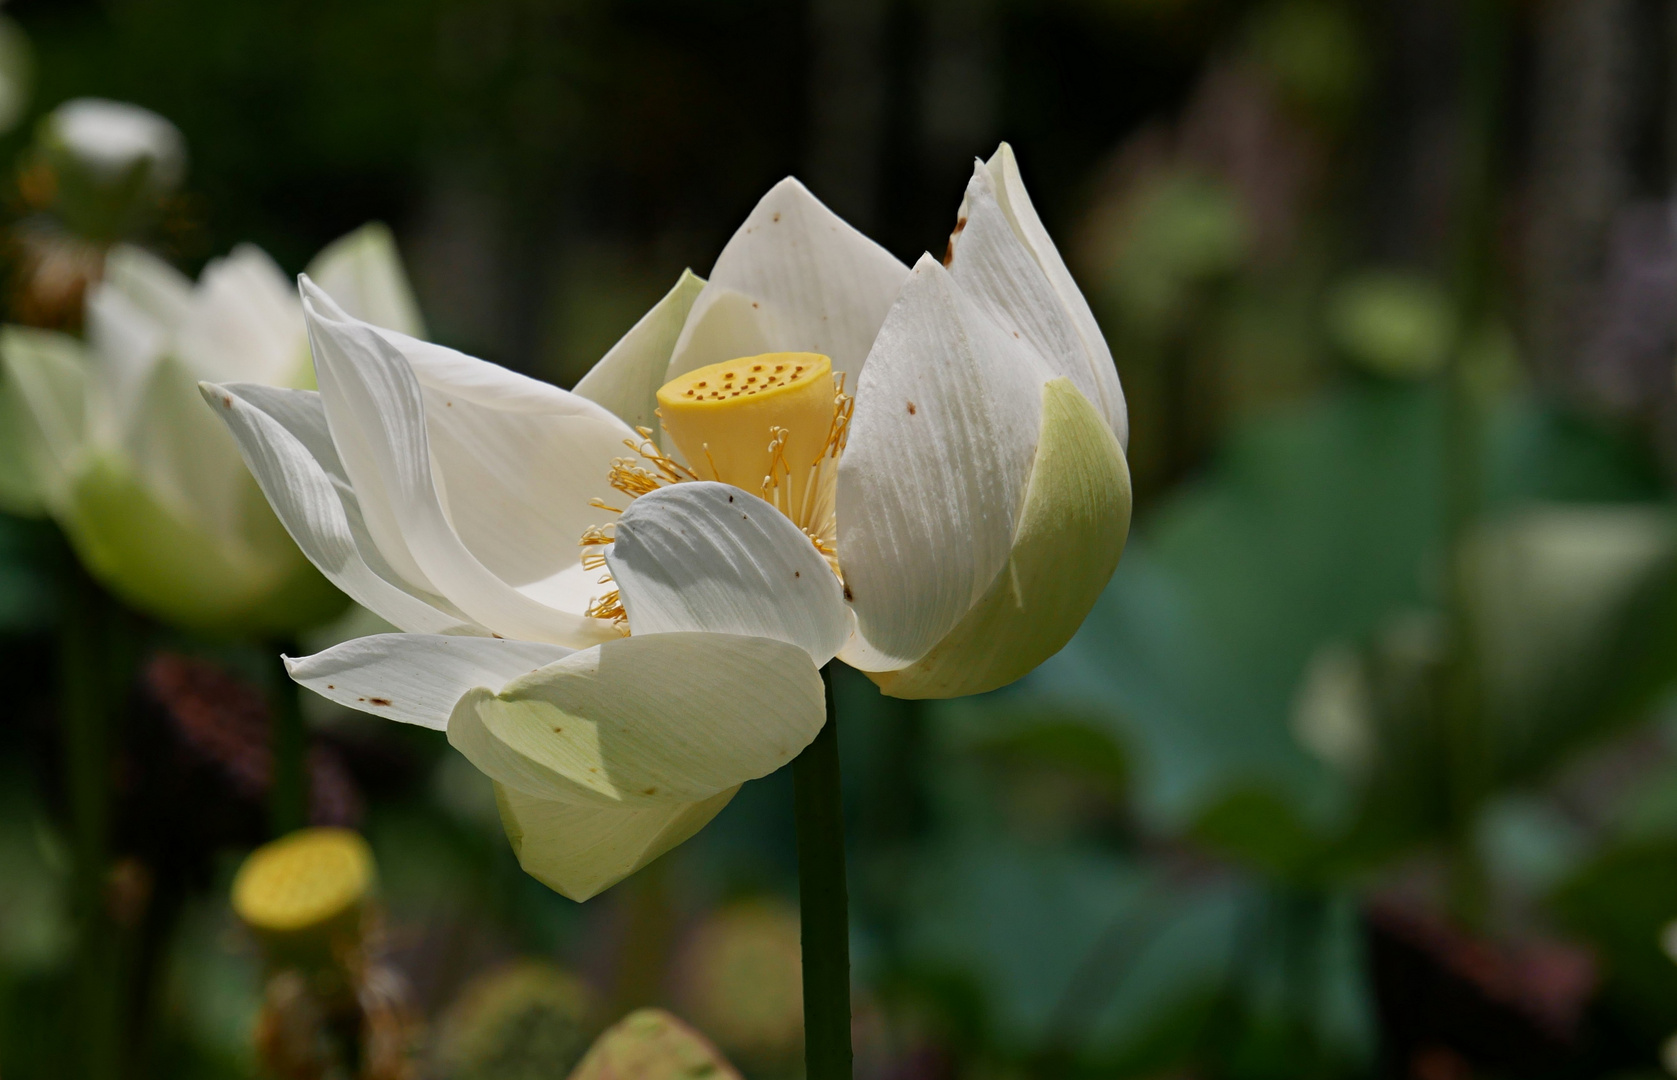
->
[[175, 244, 306, 386], [304, 222, 427, 338], [100, 244, 193, 329], [574, 269, 706, 438], [286, 632, 571, 730], [666, 178, 908, 389], [128, 354, 250, 545], [300, 285, 621, 648], [606, 482, 849, 665], [494, 782, 737, 901], [447, 632, 824, 807], [201, 380, 481, 636], [959, 145, 1128, 446], [837, 254, 1049, 671], [302, 277, 637, 618], [85, 284, 165, 442], [948, 157, 1125, 449]]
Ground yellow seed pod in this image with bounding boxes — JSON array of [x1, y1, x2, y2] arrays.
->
[[657, 353, 835, 509], [232, 827, 375, 966]]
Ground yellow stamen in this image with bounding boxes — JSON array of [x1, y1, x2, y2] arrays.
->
[[581, 352, 854, 629]]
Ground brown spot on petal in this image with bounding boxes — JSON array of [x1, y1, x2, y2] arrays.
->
[[906, 401, 917, 415], [943, 215, 968, 266], [368, 697, 392, 707]]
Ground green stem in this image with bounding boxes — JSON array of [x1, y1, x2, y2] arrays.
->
[[1439, 0, 1507, 931], [60, 564, 119, 1080], [269, 647, 308, 836], [793, 664, 852, 1080]]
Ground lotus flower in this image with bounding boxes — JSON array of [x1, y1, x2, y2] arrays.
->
[[205, 145, 1131, 899], [0, 224, 423, 633]]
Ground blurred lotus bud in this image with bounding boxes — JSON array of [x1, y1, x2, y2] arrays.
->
[[431, 960, 596, 1080], [1326, 270, 1453, 379], [567, 1009, 741, 1080], [1289, 639, 1375, 777], [24, 98, 185, 243], [234, 828, 375, 979], [671, 899, 804, 1071], [235, 828, 418, 1080]]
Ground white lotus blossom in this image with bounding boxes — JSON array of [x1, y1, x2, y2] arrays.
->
[[205, 145, 1132, 898], [0, 224, 422, 632]]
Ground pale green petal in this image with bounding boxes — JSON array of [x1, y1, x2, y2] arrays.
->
[[0, 359, 45, 516], [0, 326, 88, 510], [305, 222, 427, 339], [61, 450, 344, 635], [869, 377, 1131, 699], [495, 781, 737, 901], [447, 632, 824, 808], [573, 269, 704, 439]]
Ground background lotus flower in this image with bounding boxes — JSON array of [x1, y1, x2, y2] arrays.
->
[[0, 223, 424, 634], [205, 143, 1130, 900], [28, 98, 185, 244]]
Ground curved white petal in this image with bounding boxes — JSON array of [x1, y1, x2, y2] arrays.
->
[[494, 782, 737, 901], [175, 244, 305, 386], [574, 269, 705, 438], [666, 178, 908, 388], [301, 277, 637, 619], [305, 222, 427, 338], [606, 482, 849, 665], [959, 144, 1128, 446], [447, 632, 824, 808], [837, 254, 1049, 671], [201, 380, 481, 636], [285, 632, 571, 730], [300, 285, 621, 648]]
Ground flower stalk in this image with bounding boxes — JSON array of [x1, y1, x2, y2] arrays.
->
[[60, 560, 122, 1080], [269, 657, 308, 836], [793, 664, 851, 1079]]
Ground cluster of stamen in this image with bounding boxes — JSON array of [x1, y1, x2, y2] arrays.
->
[[588, 428, 699, 515], [579, 355, 853, 631], [579, 524, 624, 623], [759, 372, 853, 568]]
